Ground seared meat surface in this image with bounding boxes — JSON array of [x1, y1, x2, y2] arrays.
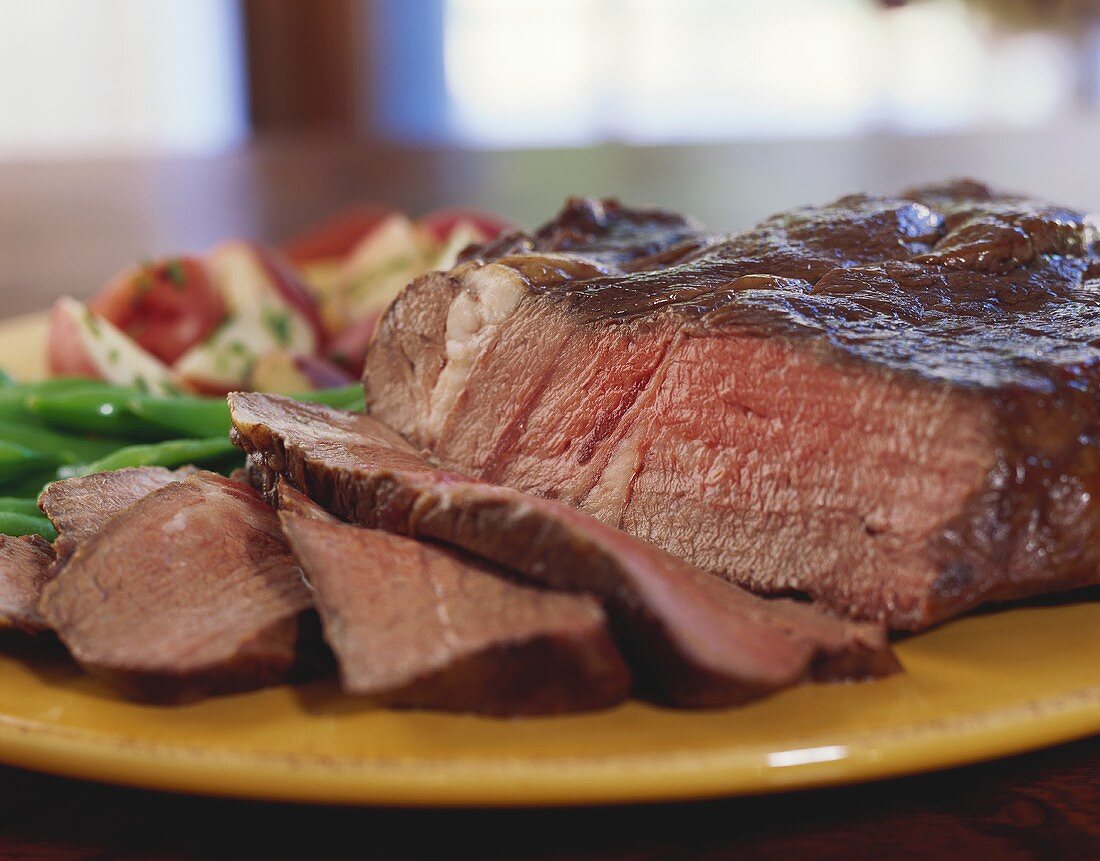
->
[[279, 485, 630, 716], [363, 182, 1100, 629], [231, 393, 898, 708], [40, 466, 194, 568], [0, 535, 54, 634], [38, 471, 312, 703]]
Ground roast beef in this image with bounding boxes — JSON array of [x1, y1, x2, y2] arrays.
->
[[0, 535, 53, 634], [362, 183, 1100, 630], [40, 466, 194, 568], [278, 485, 630, 715], [230, 393, 898, 708], [38, 471, 313, 703]]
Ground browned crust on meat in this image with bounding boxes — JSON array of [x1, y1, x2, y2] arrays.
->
[[0, 535, 54, 634], [281, 512, 631, 716], [38, 472, 312, 704], [362, 185, 1100, 630]]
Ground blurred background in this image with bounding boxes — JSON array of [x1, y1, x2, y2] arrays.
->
[[4, 0, 1100, 315]]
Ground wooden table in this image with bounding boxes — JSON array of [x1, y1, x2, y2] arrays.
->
[[0, 133, 1096, 859], [0, 737, 1095, 860]]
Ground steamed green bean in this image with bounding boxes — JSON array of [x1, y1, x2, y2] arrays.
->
[[0, 441, 57, 484], [0, 377, 118, 405], [126, 383, 364, 439], [62, 436, 240, 478], [0, 498, 42, 517], [0, 418, 127, 465], [0, 511, 56, 541], [123, 396, 232, 439], [23, 388, 167, 439], [1, 379, 149, 434], [0, 468, 60, 499], [0, 371, 363, 503]]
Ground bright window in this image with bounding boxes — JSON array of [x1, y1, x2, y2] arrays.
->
[[433, 0, 1077, 147], [0, 0, 247, 156]]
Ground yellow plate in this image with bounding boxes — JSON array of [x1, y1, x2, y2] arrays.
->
[[0, 312, 1097, 807]]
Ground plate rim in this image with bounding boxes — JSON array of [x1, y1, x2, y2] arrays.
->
[[0, 682, 1096, 806]]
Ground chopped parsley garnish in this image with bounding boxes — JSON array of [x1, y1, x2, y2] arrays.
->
[[107, 348, 120, 365], [133, 375, 150, 394], [83, 310, 101, 338], [216, 342, 252, 375], [165, 259, 187, 290], [209, 314, 236, 337], [262, 308, 293, 347], [135, 259, 155, 298]]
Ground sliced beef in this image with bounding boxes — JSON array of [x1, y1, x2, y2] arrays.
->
[[363, 183, 1100, 630], [0, 535, 54, 634], [38, 471, 313, 703], [40, 466, 194, 567], [230, 393, 898, 708], [278, 485, 629, 715]]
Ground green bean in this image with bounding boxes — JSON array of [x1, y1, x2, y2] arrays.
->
[[0, 398, 36, 425], [307, 383, 365, 406], [0, 511, 56, 541], [0, 468, 60, 499], [128, 384, 365, 439], [0, 380, 75, 423], [23, 388, 169, 440], [325, 387, 366, 413], [0, 377, 119, 404], [0, 441, 57, 484], [0, 418, 127, 465], [61, 436, 240, 478], [0, 498, 42, 517], [122, 396, 231, 439]]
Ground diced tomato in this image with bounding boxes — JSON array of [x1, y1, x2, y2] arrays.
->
[[281, 205, 399, 266], [417, 208, 514, 244], [89, 257, 226, 365]]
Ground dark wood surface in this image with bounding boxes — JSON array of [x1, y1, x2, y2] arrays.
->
[[243, 0, 361, 133], [8, 121, 1100, 318], [0, 736, 1095, 860], [0, 134, 1096, 859]]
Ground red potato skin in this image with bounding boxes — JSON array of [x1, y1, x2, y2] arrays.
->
[[45, 300, 100, 379], [175, 375, 234, 398], [249, 244, 327, 348], [90, 257, 226, 365], [281, 205, 399, 266], [418, 208, 514, 244]]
